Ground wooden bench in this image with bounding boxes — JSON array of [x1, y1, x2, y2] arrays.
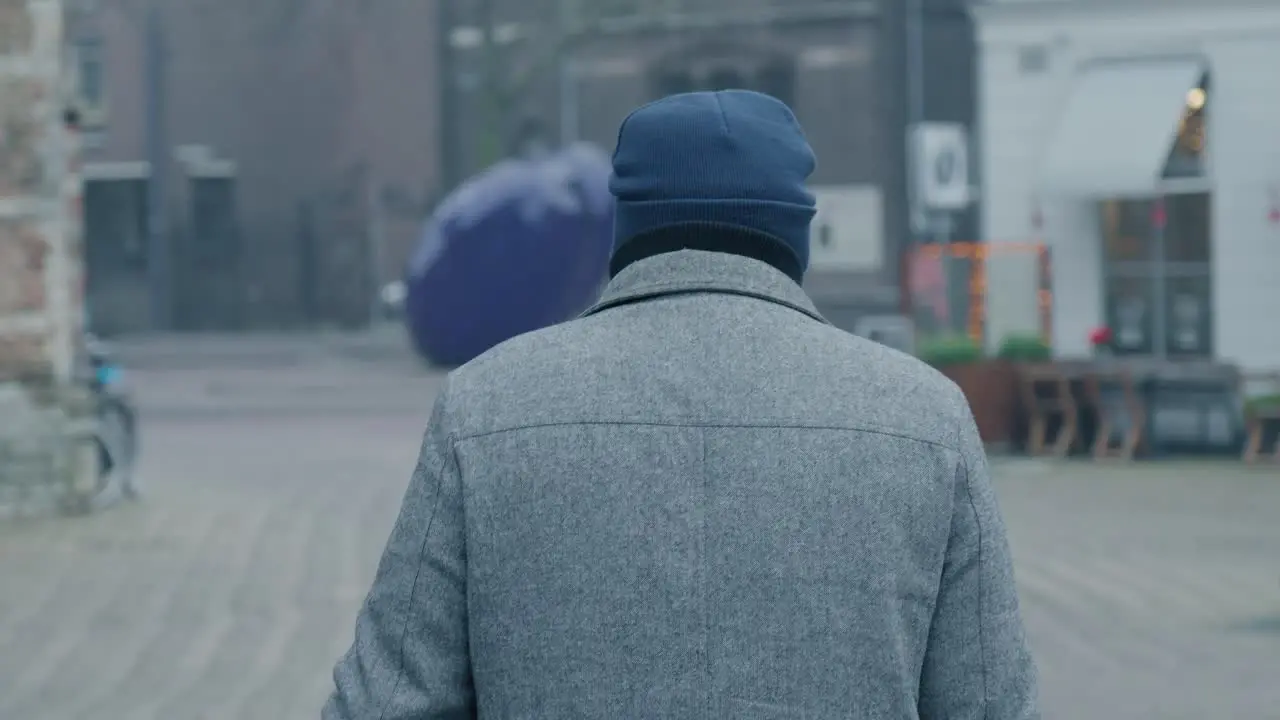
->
[[1241, 371, 1280, 464], [1018, 363, 1078, 457], [1084, 366, 1146, 461]]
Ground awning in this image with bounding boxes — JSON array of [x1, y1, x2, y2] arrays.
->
[[1040, 59, 1205, 197]]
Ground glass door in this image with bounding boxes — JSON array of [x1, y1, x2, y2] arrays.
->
[[1099, 192, 1212, 358], [1162, 192, 1212, 357], [1104, 272, 1154, 355]]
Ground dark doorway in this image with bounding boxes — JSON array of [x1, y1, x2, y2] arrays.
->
[[83, 177, 150, 336], [175, 175, 244, 330]]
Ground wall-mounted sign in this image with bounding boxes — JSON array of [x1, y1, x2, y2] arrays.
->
[[808, 184, 884, 272], [910, 122, 970, 211]]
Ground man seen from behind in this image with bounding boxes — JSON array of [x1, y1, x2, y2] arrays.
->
[[324, 89, 1040, 719]]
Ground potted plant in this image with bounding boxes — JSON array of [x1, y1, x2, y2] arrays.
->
[[1245, 393, 1280, 416], [917, 334, 1017, 447], [1089, 326, 1114, 358], [917, 334, 984, 369], [996, 333, 1052, 364]]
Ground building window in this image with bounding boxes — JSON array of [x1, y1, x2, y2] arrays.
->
[[79, 41, 103, 105], [1103, 272, 1156, 355], [1100, 198, 1151, 262], [1100, 193, 1212, 358], [1163, 191, 1210, 263], [1099, 72, 1212, 358], [73, 36, 106, 131], [1164, 75, 1208, 179]]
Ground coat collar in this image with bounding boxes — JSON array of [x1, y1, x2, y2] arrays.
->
[[580, 250, 828, 324]]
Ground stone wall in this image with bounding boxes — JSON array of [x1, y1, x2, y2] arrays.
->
[[0, 0, 93, 514]]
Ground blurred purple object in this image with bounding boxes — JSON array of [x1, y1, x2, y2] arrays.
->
[[405, 144, 615, 366]]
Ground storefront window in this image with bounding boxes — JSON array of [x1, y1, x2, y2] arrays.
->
[[1163, 192, 1211, 262], [1101, 198, 1153, 262], [1104, 273, 1155, 355], [1164, 76, 1208, 179], [1099, 192, 1212, 358], [1166, 275, 1212, 357]]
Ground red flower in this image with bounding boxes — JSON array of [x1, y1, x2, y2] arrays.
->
[[1088, 326, 1113, 346]]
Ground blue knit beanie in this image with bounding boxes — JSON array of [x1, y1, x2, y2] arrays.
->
[[609, 90, 817, 274]]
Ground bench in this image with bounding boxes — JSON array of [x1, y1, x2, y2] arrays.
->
[[1018, 363, 1078, 458], [1084, 366, 1146, 461]]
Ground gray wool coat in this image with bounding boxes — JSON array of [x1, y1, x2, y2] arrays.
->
[[323, 250, 1039, 719]]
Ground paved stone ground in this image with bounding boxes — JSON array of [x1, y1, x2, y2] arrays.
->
[[0, 356, 442, 720], [995, 458, 1280, 719], [0, 350, 1277, 719]]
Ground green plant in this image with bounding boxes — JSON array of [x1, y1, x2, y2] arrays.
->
[[1245, 393, 1280, 415], [996, 333, 1052, 362], [916, 334, 984, 368]]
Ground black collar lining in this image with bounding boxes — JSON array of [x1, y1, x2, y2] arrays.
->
[[609, 222, 804, 285]]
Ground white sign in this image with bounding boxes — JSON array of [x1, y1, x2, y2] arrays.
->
[[911, 123, 970, 211], [855, 315, 915, 354], [808, 184, 884, 272]]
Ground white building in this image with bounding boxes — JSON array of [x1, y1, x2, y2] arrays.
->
[[975, 0, 1280, 369]]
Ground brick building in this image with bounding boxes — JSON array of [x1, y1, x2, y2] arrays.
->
[[1, 0, 95, 510], [69, 0, 441, 334], [1, 0, 82, 380]]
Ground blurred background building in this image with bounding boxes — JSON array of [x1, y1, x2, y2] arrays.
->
[[68, 0, 440, 334], [441, 0, 978, 331], [978, 0, 1280, 369], [65, 0, 979, 338], [57, 0, 1280, 370], [1, 0, 82, 380]]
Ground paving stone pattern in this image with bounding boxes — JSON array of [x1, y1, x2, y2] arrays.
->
[[0, 363, 1277, 719]]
